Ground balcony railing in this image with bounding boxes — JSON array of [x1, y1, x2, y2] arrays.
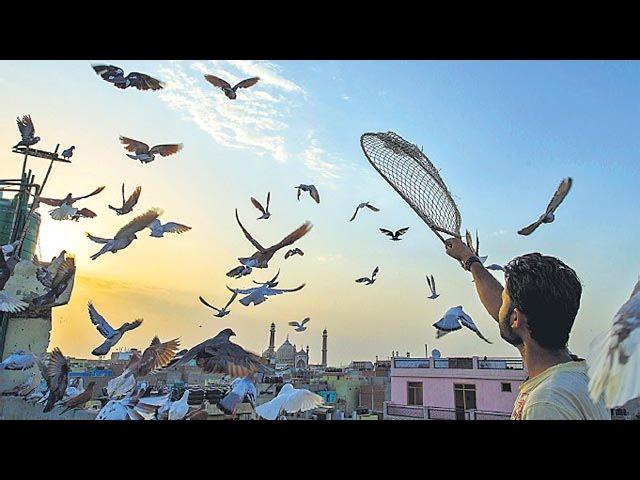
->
[[477, 358, 524, 370], [384, 403, 511, 420]]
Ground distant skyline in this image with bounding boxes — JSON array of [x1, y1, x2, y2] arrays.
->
[[0, 60, 638, 365]]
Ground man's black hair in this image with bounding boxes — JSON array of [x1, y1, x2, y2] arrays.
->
[[504, 253, 582, 350]]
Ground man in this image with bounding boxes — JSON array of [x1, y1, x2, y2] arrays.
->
[[444, 238, 609, 420]]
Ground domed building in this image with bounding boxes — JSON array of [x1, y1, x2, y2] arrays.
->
[[262, 323, 309, 370]]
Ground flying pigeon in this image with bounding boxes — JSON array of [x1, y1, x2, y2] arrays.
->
[[109, 184, 141, 215], [465, 229, 488, 264], [204, 74, 260, 100], [13, 115, 40, 149], [30, 255, 76, 308], [251, 192, 271, 220], [199, 290, 238, 318], [349, 202, 380, 222], [34, 186, 105, 221], [86, 207, 162, 260], [587, 277, 640, 408], [133, 392, 172, 420], [0, 350, 36, 370], [35, 250, 67, 287], [0, 250, 28, 313], [61, 146, 75, 160], [95, 395, 140, 420], [356, 266, 379, 285], [119, 136, 183, 164], [172, 328, 270, 378], [288, 317, 311, 332], [218, 377, 257, 415], [168, 390, 190, 420], [92, 64, 164, 91], [148, 219, 191, 238], [486, 264, 505, 272], [255, 383, 324, 420], [284, 248, 304, 259], [251, 269, 280, 288], [295, 184, 320, 204], [433, 306, 492, 344], [58, 381, 96, 415], [88, 302, 143, 356], [426, 275, 439, 300], [226, 209, 312, 278], [228, 282, 305, 307], [380, 227, 409, 241], [41, 348, 69, 413], [518, 177, 573, 236], [1, 373, 37, 397]]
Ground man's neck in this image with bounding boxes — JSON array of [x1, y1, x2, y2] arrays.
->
[[521, 343, 573, 379]]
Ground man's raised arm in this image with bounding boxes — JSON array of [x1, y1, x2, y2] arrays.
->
[[444, 238, 504, 323]]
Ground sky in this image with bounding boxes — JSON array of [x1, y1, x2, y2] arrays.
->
[[0, 60, 638, 366]]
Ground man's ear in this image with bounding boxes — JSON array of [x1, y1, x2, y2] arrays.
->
[[512, 308, 526, 330]]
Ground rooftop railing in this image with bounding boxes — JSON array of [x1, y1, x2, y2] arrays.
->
[[384, 402, 511, 420]]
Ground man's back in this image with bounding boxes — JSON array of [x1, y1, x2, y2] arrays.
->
[[512, 359, 610, 420]]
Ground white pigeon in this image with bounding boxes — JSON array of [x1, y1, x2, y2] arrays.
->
[[88, 302, 143, 356], [433, 306, 492, 344], [218, 377, 257, 415], [168, 390, 190, 420], [1, 241, 21, 260], [0, 350, 36, 370], [228, 283, 305, 307], [107, 371, 137, 399], [96, 396, 139, 420], [133, 393, 172, 420], [288, 318, 311, 332], [148, 219, 191, 238], [255, 383, 324, 420], [587, 277, 640, 408], [426, 274, 439, 300]]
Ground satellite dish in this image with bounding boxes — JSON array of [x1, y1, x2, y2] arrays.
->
[[431, 349, 441, 359]]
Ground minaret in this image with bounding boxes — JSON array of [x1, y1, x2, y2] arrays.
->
[[269, 323, 275, 351], [322, 329, 328, 367]]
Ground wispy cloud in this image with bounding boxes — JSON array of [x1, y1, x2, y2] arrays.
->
[[316, 253, 344, 264], [302, 135, 342, 180], [157, 60, 304, 163], [341, 94, 350, 101], [491, 229, 509, 237]]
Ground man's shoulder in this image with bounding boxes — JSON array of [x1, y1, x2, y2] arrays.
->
[[526, 363, 589, 403]]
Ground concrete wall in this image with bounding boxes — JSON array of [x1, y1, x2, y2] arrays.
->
[[0, 396, 97, 420]]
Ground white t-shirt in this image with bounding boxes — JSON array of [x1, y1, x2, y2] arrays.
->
[[511, 359, 611, 420]]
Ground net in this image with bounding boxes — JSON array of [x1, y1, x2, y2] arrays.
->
[[360, 131, 461, 243]]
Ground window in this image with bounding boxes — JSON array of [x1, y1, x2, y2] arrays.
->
[[453, 384, 477, 420], [501, 382, 512, 392], [407, 382, 423, 406]]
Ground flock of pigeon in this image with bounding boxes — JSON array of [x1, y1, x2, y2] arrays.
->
[[4, 62, 634, 417]]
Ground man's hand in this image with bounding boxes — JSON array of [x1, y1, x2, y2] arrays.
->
[[444, 237, 475, 263]]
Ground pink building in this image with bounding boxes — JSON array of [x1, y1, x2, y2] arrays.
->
[[385, 355, 527, 420]]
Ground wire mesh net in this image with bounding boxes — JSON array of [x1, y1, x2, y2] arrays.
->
[[360, 131, 462, 242]]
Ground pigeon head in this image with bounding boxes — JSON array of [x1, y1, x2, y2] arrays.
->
[[219, 328, 236, 338]]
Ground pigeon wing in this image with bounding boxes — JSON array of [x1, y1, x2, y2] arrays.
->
[[137, 337, 181, 377], [199, 296, 221, 312], [122, 186, 142, 211], [71, 186, 106, 202], [161, 222, 191, 234], [546, 177, 573, 214], [282, 389, 324, 413], [395, 227, 410, 236], [269, 221, 312, 252], [309, 185, 320, 203], [223, 290, 238, 310], [36, 196, 65, 207], [379, 228, 394, 237], [251, 197, 266, 215], [115, 208, 163, 239], [204, 74, 232, 90], [288, 321, 301, 328], [148, 144, 183, 157], [17, 115, 35, 138], [92, 64, 123, 80], [266, 284, 306, 295], [119, 136, 150, 154], [349, 206, 360, 222], [517, 219, 543, 236], [235, 209, 264, 251], [366, 204, 380, 212], [88, 302, 116, 338], [233, 77, 260, 90], [127, 72, 164, 91], [300, 317, 311, 326], [86, 233, 110, 244]]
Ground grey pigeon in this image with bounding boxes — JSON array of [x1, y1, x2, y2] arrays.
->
[[228, 282, 305, 307], [88, 301, 143, 356], [0, 350, 36, 370], [426, 274, 439, 300], [199, 290, 238, 318], [0, 249, 28, 313], [284, 248, 304, 259], [148, 219, 191, 238], [288, 317, 311, 332], [295, 184, 320, 204], [204, 74, 260, 100], [356, 266, 379, 285], [92, 64, 164, 91], [30, 255, 75, 308], [34, 186, 105, 221], [119, 136, 183, 164], [380, 227, 409, 241], [465, 229, 488, 264], [13, 115, 40, 148], [109, 184, 141, 215], [41, 348, 69, 413], [518, 177, 573, 236], [433, 306, 492, 344], [486, 264, 505, 272], [227, 209, 312, 277], [218, 376, 257, 415], [61, 146, 75, 160], [251, 192, 271, 220], [349, 202, 380, 221], [86, 207, 162, 260]]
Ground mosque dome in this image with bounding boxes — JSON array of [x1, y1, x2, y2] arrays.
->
[[276, 337, 295, 361]]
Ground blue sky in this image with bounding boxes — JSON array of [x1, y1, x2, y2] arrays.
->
[[0, 60, 638, 365]]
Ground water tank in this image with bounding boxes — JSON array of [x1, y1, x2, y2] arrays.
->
[[0, 195, 40, 260]]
